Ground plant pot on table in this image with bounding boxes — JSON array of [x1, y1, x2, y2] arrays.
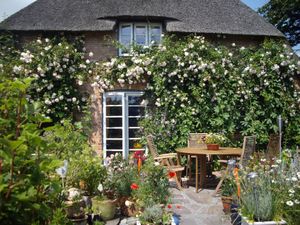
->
[[207, 144, 220, 150]]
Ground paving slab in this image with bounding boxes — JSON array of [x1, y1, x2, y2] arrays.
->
[[170, 186, 231, 225]]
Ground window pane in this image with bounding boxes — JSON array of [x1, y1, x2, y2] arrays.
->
[[121, 25, 132, 36], [129, 118, 139, 127], [150, 26, 161, 44], [106, 118, 122, 127], [106, 129, 122, 138], [128, 96, 143, 105], [129, 128, 141, 138], [135, 26, 147, 45], [106, 95, 122, 105], [106, 140, 122, 149], [106, 106, 122, 116], [129, 107, 145, 116]]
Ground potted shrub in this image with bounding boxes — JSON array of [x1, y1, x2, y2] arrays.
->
[[64, 188, 86, 223], [238, 160, 287, 225], [91, 195, 118, 221], [205, 133, 226, 150], [221, 177, 236, 214]]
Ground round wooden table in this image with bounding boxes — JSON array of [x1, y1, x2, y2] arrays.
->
[[176, 147, 243, 192]]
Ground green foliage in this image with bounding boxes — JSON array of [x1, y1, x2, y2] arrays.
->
[[259, 0, 300, 46], [0, 76, 63, 224], [103, 154, 138, 198], [66, 149, 106, 196], [221, 177, 237, 197], [239, 151, 300, 223], [139, 204, 164, 224], [132, 158, 170, 208], [0, 33, 93, 123], [94, 35, 300, 153], [205, 133, 226, 145], [50, 208, 72, 225]]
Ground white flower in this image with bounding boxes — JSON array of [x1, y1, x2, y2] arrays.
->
[[72, 97, 77, 102], [276, 159, 282, 164], [97, 183, 103, 192], [228, 53, 233, 57], [286, 201, 294, 206], [86, 59, 90, 64], [78, 80, 83, 86], [291, 177, 298, 182], [260, 158, 266, 162], [89, 52, 94, 57], [37, 39, 42, 44], [125, 200, 133, 207], [289, 189, 295, 194], [232, 43, 236, 47], [45, 38, 49, 43], [240, 46, 245, 51], [295, 199, 300, 204], [154, 162, 160, 166]]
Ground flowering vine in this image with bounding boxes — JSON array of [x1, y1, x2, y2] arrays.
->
[[93, 35, 300, 152]]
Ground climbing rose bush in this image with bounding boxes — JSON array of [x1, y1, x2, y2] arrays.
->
[[93, 35, 300, 152], [0, 34, 93, 122]]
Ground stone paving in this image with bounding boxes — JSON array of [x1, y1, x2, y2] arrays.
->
[[170, 186, 231, 225]]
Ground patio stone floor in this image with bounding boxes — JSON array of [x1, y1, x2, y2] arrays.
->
[[170, 186, 231, 225]]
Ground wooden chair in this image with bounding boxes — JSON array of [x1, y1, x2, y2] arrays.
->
[[187, 133, 208, 180], [146, 135, 184, 190], [266, 134, 280, 160], [214, 136, 256, 195]]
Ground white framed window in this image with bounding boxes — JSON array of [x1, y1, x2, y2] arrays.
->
[[103, 91, 146, 158], [119, 22, 162, 55]]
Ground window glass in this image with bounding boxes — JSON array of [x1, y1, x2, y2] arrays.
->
[[135, 25, 147, 46], [119, 23, 162, 55], [103, 92, 145, 158], [150, 25, 161, 45], [120, 24, 132, 54]]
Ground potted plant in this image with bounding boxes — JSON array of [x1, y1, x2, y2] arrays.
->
[[205, 133, 226, 150], [64, 188, 87, 224], [221, 177, 236, 214], [238, 161, 287, 225]]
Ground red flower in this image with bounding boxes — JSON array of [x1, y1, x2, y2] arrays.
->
[[176, 205, 182, 209], [167, 204, 172, 209], [168, 171, 176, 178], [133, 151, 146, 161], [130, 183, 139, 190]]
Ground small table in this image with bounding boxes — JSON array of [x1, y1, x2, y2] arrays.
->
[[176, 147, 242, 192]]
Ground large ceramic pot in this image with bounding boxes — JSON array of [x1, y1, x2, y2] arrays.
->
[[242, 217, 286, 225], [207, 144, 219, 150], [221, 196, 232, 214], [92, 197, 117, 221]]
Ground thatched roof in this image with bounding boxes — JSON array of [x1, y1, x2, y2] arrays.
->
[[0, 0, 283, 37]]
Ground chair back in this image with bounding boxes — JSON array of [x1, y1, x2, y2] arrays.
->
[[146, 135, 159, 158], [266, 134, 280, 160], [188, 133, 207, 148], [240, 136, 256, 167]]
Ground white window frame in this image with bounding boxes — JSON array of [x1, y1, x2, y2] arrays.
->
[[103, 91, 145, 159], [118, 22, 162, 56]]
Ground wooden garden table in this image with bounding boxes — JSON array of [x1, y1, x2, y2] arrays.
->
[[176, 147, 242, 192]]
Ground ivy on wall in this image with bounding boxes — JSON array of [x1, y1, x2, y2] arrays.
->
[[94, 35, 300, 152]]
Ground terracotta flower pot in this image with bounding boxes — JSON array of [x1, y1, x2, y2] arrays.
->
[[221, 196, 232, 214], [207, 144, 220, 150]]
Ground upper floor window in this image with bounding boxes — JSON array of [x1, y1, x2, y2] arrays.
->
[[119, 23, 162, 55]]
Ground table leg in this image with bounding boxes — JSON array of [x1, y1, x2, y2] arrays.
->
[[195, 155, 199, 193], [199, 155, 206, 189]]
